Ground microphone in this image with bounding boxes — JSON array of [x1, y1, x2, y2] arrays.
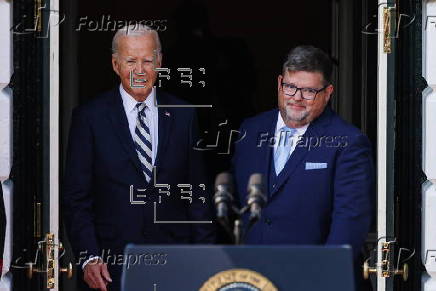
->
[[214, 172, 234, 224], [246, 173, 267, 223]]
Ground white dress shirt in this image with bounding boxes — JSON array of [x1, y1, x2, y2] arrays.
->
[[273, 111, 309, 158], [119, 84, 159, 165]]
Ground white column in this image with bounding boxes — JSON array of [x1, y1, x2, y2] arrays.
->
[[422, 1, 436, 290], [49, 0, 60, 288], [377, 1, 389, 290], [0, 0, 13, 290]]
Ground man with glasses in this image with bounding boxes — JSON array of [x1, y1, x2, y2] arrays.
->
[[232, 45, 374, 269]]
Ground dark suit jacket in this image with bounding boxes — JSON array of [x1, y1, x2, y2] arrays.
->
[[63, 87, 215, 290], [232, 107, 374, 260]]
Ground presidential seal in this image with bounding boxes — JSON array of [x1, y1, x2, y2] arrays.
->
[[199, 269, 278, 291]]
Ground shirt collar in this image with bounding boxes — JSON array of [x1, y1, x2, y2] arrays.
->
[[275, 111, 309, 136], [119, 84, 157, 113]]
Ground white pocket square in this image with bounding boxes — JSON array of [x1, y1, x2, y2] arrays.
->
[[305, 162, 328, 170]]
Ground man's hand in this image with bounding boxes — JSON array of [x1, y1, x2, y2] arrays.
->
[[83, 258, 112, 291]]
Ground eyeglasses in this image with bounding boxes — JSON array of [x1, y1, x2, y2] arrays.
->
[[281, 82, 329, 101]]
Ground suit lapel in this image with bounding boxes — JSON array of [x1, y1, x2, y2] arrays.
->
[[154, 90, 173, 169], [270, 107, 333, 197], [258, 111, 279, 185], [107, 88, 143, 175]]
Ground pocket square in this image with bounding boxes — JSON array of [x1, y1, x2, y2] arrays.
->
[[305, 162, 328, 170]]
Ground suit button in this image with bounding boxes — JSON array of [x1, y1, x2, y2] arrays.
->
[[264, 218, 272, 226]]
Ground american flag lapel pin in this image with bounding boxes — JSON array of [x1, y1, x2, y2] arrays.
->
[[165, 111, 171, 117]]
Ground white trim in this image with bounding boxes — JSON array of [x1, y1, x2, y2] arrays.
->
[[0, 0, 13, 182], [49, 0, 60, 288], [0, 0, 13, 290], [0, 182, 13, 290], [422, 1, 436, 290], [377, 1, 389, 289]]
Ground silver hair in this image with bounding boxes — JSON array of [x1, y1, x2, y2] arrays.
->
[[111, 24, 162, 55]]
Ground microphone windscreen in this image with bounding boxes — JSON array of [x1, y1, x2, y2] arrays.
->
[[247, 173, 263, 192], [215, 172, 233, 192]]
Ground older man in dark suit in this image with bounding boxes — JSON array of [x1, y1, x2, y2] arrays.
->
[[63, 25, 215, 291]]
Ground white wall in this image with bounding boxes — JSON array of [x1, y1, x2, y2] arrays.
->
[[0, 0, 13, 289], [422, 1, 436, 290]]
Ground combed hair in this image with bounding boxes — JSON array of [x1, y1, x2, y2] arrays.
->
[[112, 24, 162, 55], [282, 45, 333, 85]]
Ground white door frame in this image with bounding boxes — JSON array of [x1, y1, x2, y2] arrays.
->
[[49, 0, 60, 288], [377, 0, 395, 290]]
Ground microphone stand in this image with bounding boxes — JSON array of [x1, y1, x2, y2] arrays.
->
[[234, 219, 243, 245], [229, 205, 250, 245], [217, 204, 247, 245], [218, 203, 262, 245]]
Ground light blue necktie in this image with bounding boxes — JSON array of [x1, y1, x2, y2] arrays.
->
[[133, 103, 153, 182], [274, 126, 297, 175]]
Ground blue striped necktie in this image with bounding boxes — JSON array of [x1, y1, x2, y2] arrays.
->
[[133, 102, 153, 182]]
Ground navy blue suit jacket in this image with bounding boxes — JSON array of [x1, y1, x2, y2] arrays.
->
[[232, 107, 374, 259], [63, 87, 215, 287]]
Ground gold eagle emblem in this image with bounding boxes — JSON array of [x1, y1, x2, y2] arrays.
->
[[199, 269, 278, 291]]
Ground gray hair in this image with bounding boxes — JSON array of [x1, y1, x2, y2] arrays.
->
[[111, 24, 162, 55], [282, 45, 333, 85]]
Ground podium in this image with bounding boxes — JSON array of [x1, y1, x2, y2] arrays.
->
[[121, 245, 355, 291]]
